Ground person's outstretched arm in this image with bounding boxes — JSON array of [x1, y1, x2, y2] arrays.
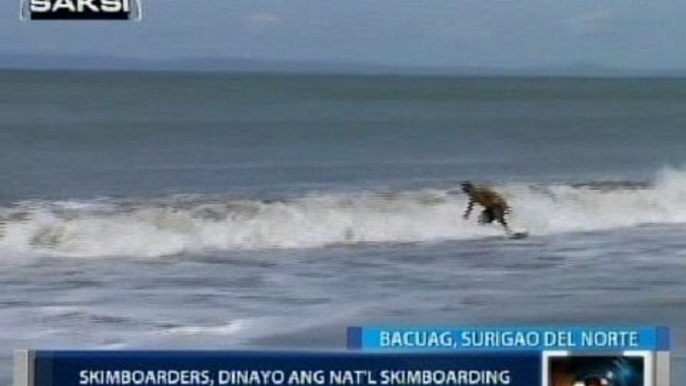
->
[[463, 199, 474, 219]]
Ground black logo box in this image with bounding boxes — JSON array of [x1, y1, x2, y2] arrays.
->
[[27, 0, 132, 20]]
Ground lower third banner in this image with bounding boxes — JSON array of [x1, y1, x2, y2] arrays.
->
[[16, 351, 539, 386]]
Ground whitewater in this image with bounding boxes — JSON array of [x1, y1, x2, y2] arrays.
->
[[1, 168, 685, 259]]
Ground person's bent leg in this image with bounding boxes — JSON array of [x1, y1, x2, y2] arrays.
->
[[495, 208, 511, 233]]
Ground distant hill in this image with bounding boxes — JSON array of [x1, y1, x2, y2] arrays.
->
[[1, 54, 685, 77]]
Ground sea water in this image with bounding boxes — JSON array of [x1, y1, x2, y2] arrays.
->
[[1, 72, 686, 384]]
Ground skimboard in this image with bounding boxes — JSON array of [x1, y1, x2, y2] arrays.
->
[[507, 230, 529, 239]]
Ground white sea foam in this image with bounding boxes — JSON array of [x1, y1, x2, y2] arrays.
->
[[1, 168, 686, 259]]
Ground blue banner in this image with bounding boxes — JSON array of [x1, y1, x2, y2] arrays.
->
[[30, 351, 540, 386], [348, 326, 669, 351]]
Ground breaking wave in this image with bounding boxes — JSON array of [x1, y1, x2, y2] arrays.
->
[[1, 168, 686, 259]]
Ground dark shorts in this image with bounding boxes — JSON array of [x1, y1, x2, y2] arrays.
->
[[479, 207, 505, 224]]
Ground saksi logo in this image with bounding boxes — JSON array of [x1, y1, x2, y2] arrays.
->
[[20, 0, 143, 21]]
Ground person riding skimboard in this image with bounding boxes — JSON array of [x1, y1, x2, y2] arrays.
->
[[461, 181, 512, 234]]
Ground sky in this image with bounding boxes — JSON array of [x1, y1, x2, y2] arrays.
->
[[0, 0, 684, 71]]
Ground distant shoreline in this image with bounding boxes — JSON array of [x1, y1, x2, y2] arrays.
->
[[1, 67, 686, 79]]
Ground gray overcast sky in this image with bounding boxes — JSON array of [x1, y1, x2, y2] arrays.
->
[[0, 0, 684, 69]]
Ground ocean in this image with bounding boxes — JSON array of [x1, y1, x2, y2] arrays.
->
[[1, 72, 685, 383]]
